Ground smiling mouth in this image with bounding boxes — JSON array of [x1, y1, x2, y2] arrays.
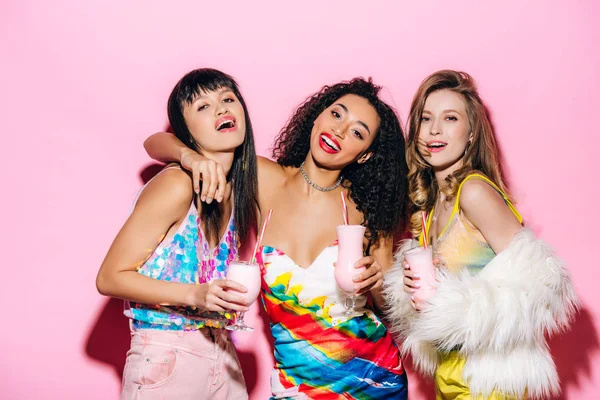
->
[[215, 117, 236, 132], [426, 142, 447, 152], [319, 133, 341, 153]]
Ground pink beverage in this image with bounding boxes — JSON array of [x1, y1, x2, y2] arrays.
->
[[404, 246, 436, 302], [226, 261, 261, 304], [335, 225, 366, 293]]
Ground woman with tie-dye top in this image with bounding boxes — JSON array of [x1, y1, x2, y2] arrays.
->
[[96, 68, 259, 399], [145, 78, 410, 398], [384, 70, 578, 399]]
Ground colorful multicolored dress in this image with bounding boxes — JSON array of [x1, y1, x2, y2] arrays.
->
[[258, 242, 408, 399]]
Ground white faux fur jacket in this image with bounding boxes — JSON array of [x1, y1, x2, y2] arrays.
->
[[383, 228, 579, 399]]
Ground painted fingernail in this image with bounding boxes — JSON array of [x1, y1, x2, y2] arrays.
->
[[410, 295, 415, 301], [414, 283, 421, 288], [354, 285, 359, 290], [201, 196, 206, 202], [353, 275, 360, 282], [413, 273, 420, 278], [207, 198, 213, 204], [410, 289, 415, 293], [217, 196, 223, 202], [195, 188, 200, 194]]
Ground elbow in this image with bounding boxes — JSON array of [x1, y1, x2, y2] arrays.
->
[[143, 136, 153, 156], [96, 270, 114, 297]]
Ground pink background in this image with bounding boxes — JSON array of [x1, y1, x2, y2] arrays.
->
[[2, 0, 598, 398]]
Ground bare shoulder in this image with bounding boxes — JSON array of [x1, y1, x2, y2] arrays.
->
[[459, 179, 506, 215], [258, 156, 284, 177], [459, 178, 521, 251], [257, 155, 287, 190], [135, 167, 193, 217]]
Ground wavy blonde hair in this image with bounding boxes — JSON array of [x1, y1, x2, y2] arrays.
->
[[406, 70, 509, 237]]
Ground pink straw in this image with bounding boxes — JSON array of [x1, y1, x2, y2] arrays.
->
[[252, 209, 273, 263], [340, 192, 349, 225], [421, 211, 428, 249]]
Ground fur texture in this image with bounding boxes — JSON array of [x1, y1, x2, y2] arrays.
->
[[382, 229, 580, 398]]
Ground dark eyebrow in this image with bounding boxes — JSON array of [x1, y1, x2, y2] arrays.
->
[[193, 88, 234, 102], [334, 103, 372, 135], [335, 103, 349, 113]]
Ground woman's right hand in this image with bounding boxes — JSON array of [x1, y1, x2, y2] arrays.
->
[[180, 148, 227, 204], [403, 258, 442, 311], [188, 279, 250, 313], [402, 261, 422, 310]]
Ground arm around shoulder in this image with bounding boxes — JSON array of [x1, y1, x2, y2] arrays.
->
[[144, 132, 190, 164]]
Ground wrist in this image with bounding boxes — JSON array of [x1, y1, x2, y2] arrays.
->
[[178, 146, 195, 163], [182, 283, 202, 307]]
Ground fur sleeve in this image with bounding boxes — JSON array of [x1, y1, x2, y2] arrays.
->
[[383, 239, 440, 375], [410, 228, 580, 354]]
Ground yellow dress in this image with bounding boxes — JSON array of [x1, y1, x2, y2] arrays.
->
[[422, 174, 524, 400]]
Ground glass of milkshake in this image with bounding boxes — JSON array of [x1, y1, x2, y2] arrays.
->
[[334, 225, 366, 316], [225, 261, 262, 331], [404, 246, 437, 305]]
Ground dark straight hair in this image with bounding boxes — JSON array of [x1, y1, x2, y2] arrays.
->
[[167, 68, 258, 242]]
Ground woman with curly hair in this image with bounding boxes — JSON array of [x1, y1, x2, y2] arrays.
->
[[383, 70, 579, 399], [144, 77, 409, 399]]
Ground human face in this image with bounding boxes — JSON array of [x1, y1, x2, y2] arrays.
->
[[310, 94, 379, 169], [418, 90, 472, 173], [182, 87, 246, 153]]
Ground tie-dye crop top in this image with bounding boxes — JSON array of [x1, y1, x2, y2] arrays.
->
[[422, 174, 522, 275], [124, 167, 239, 330]]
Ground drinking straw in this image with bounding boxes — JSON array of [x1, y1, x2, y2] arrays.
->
[[421, 211, 428, 250], [340, 192, 349, 225], [252, 209, 273, 263]]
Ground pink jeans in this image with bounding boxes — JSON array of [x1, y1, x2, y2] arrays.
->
[[121, 328, 247, 400]]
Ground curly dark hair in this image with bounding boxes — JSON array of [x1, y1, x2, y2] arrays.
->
[[272, 77, 408, 245]]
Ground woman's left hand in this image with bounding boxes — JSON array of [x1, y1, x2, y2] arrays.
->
[[352, 256, 383, 295]]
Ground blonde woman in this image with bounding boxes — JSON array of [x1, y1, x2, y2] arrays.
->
[[383, 70, 579, 399]]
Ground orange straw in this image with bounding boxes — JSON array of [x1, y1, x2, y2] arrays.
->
[[421, 211, 428, 249], [340, 192, 349, 225], [252, 209, 273, 263]]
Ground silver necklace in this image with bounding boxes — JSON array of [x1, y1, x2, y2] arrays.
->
[[300, 162, 342, 192]]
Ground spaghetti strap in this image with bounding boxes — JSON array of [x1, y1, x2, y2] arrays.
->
[[419, 174, 522, 246], [455, 174, 522, 223]]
